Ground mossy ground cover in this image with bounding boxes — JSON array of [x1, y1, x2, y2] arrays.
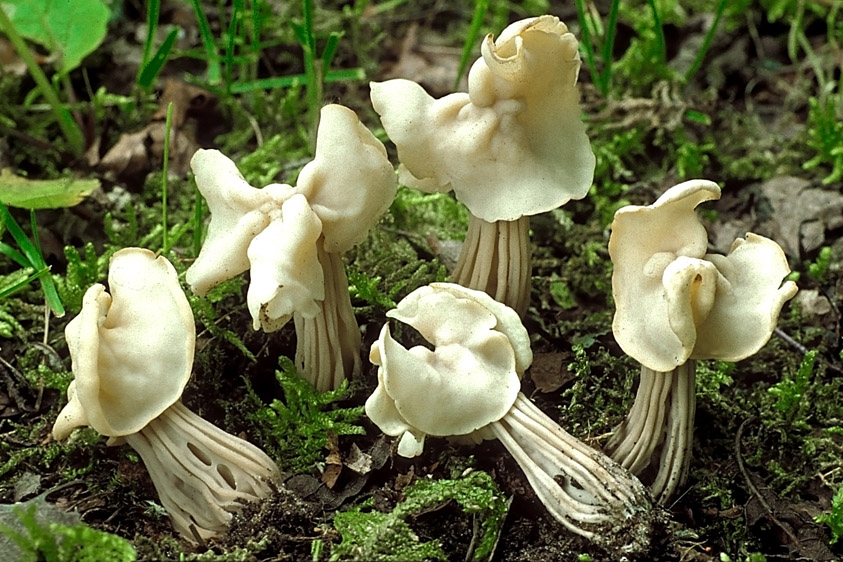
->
[[1, 1, 842, 560]]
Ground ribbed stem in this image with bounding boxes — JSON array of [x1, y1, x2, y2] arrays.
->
[[124, 401, 280, 541], [294, 242, 362, 391], [650, 363, 696, 503], [489, 392, 653, 549], [452, 213, 531, 316], [604, 361, 696, 504]]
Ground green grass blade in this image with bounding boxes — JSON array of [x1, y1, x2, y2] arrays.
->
[[683, 0, 727, 83], [598, 0, 620, 95], [0, 242, 30, 268], [321, 31, 343, 69], [138, 26, 179, 88], [250, 0, 263, 81], [647, 0, 666, 66], [574, 0, 603, 96], [161, 102, 174, 253], [1, 205, 40, 268], [454, 0, 490, 91], [224, 0, 245, 93], [188, 0, 222, 84], [0, 266, 44, 301], [28, 210, 64, 316], [139, 0, 160, 78], [228, 67, 364, 93], [324, 67, 365, 82]]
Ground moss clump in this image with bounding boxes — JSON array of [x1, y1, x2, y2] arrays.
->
[[330, 469, 508, 561], [247, 357, 365, 473], [0, 500, 136, 562]]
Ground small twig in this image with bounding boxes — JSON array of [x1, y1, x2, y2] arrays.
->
[[774, 327, 809, 355], [774, 327, 843, 376], [734, 417, 801, 548], [0, 354, 32, 412], [464, 514, 480, 562]]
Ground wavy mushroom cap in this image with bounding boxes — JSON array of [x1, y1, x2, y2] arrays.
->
[[246, 193, 324, 331], [365, 283, 530, 457], [186, 104, 396, 329], [53, 248, 195, 439], [370, 15, 594, 222], [186, 148, 293, 296], [295, 104, 397, 254], [610, 180, 798, 372]]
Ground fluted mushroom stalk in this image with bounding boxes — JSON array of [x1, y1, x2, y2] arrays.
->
[[605, 180, 798, 503], [52, 248, 280, 541], [365, 283, 655, 555], [186, 104, 396, 391], [371, 16, 595, 316]]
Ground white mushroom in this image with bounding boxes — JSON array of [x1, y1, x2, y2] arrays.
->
[[370, 16, 595, 316], [605, 180, 798, 503], [186, 104, 397, 390], [366, 283, 655, 554], [53, 248, 280, 541]]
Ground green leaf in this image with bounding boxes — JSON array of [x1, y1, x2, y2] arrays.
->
[[4, 0, 109, 74], [0, 169, 97, 209]]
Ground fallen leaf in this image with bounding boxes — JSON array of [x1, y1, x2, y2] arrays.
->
[[321, 432, 343, 488], [94, 79, 219, 187], [530, 352, 573, 393], [345, 443, 373, 476], [98, 123, 197, 179]]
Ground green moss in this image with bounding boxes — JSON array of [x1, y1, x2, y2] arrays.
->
[[803, 95, 843, 185], [246, 357, 365, 473], [390, 186, 469, 241], [816, 483, 843, 544], [330, 470, 508, 561]]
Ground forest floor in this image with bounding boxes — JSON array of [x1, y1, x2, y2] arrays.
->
[[0, 1, 842, 561]]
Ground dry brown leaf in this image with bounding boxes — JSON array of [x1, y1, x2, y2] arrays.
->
[[530, 352, 573, 393], [94, 79, 217, 186]]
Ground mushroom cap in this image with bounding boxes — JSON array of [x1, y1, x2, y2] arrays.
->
[[295, 104, 397, 254], [370, 15, 594, 222], [186, 104, 396, 331], [52, 248, 195, 439], [246, 193, 325, 331], [186, 149, 292, 297], [610, 180, 798, 371], [365, 283, 530, 457]]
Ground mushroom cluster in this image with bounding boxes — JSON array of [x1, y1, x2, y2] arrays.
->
[[52, 248, 281, 541], [365, 283, 656, 555], [371, 15, 595, 316], [604, 180, 798, 503], [186, 104, 396, 391]]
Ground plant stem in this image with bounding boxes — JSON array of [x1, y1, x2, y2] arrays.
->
[[162, 102, 174, 253]]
